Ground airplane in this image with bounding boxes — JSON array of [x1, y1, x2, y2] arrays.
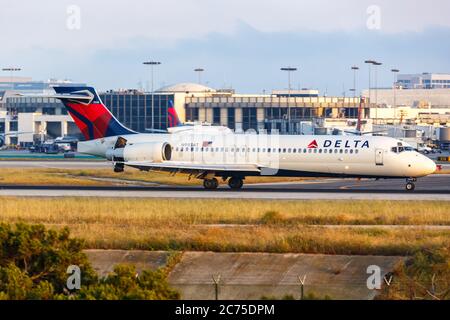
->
[[51, 86, 437, 191]]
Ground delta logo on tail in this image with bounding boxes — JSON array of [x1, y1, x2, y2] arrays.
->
[[307, 140, 319, 149], [53, 86, 136, 140]]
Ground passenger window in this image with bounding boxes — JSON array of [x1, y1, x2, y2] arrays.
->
[[319, 149, 322, 154], [308, 149, 312, 153], [350, 149, 354, 154], [345, 149, 348, 154], [355, 150, 359, 154], [340, 149, 344, 154], [303, 149, 307, 153]]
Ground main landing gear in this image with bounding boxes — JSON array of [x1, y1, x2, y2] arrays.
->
[[203, 178, 219, 190], [113, 163, 124, 173], [228, 177, 244, 190], [405, 178, 417, 192], [202, 177, 244, 190]]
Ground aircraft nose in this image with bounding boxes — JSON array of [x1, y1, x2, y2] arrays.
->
[[421, 156, 437, 176]]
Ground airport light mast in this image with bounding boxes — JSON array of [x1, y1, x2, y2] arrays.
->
[[281, 67, 298, 134], [143, 61, 161, 131], [351, 66, 359, 98], [194, 68, 204, 84], [391, 68, 400, 121], [373, 61, 382, 125], [364, 60, 382, 125]]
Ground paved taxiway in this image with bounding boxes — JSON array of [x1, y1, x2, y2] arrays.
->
[[1, 175, 449, 201]]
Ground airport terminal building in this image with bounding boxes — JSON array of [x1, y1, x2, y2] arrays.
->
[[1, 78, 450, 147]]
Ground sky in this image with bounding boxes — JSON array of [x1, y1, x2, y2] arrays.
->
[[0, 0, 450, 94]]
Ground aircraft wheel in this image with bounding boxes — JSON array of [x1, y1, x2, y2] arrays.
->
[[114, 163, 124, 173], [203, 178, 219, 190], [405, 182, 415, 191], [228, 177, 244, 190]]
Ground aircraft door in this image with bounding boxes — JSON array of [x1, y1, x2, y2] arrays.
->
[[375, 149, 384, 166]]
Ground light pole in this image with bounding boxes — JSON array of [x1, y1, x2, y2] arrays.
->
[[351, 66, 359, 98], [391, 68, 399, 122], [373, 62, 382, 125], [365, 60, 382, 124], [2, 67, 21, 90], [373, 61, 382, 105], [281, 67, 298, 134], [364, 60, 375, 103], [194, 68, 204, 84], [143, 61, 161, 131]]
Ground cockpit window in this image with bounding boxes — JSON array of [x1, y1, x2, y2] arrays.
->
[[391, 146, 414, 153]]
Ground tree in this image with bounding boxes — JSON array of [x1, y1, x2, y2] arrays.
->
[[0, 223, 179, 300]]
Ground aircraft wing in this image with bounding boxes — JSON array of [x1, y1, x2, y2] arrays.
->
[[124, 161, 261, 174]]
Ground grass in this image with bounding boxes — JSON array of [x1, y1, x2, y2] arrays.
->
[[0, 168, 110, 186], [0, 167, 314, 186], [1, 197, 448, 256]]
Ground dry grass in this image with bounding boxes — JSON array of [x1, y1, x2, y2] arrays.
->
[[0, 168, 110, 186], [0, 167, 312, 186], [1, 197, 449, 256]]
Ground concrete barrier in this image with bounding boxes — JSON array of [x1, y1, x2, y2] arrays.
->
[[85, 250, 405, 300]]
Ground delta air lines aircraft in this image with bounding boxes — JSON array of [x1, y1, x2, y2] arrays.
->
[[52, 86, 436, 191]]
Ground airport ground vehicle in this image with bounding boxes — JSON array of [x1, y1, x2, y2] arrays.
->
[[52, 86, 437, 191]]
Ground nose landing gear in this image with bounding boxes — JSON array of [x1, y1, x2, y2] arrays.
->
[[405, 178, 417, 191]]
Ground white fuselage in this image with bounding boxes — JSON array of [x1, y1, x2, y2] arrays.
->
[[79, 132, 436, 179]]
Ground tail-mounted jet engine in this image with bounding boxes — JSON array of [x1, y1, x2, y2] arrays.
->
[[106, 137, 172, 172]]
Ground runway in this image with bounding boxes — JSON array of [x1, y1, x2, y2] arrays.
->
[[1, 175, 449, 200]]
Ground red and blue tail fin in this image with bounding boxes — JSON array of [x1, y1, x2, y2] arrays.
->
[[168, 99, 182, 128], [53, 86, 136, 140]]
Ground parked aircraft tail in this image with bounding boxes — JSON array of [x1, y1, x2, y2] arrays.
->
[[168, 99, 182, 128]]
